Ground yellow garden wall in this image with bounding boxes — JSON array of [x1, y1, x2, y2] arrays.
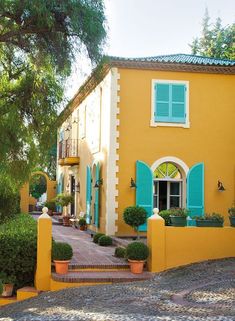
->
[[116, 68, 235, 235], [147, 214, 235, 272]]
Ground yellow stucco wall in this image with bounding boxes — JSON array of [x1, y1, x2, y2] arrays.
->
[[147, 214, 235, 272], [117, 68, 235, 235]]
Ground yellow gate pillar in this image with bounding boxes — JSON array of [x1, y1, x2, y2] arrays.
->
[[35, 207, 52, 291], [147, 208, 166, 273]]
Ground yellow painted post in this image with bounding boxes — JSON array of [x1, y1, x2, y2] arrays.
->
[[35, 207, 52, 291], [147, 208, 166, 272]]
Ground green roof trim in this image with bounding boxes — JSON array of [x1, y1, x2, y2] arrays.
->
[[109, 53, 235, 66]]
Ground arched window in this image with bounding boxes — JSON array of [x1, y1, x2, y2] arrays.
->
[[153, 162, 182, 211]]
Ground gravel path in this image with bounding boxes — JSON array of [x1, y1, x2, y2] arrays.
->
[[1, 258, 235, 321]]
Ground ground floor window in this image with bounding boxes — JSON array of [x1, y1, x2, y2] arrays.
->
[[153, 162, 182, 211]]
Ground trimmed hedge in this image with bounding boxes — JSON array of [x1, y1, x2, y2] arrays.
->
[[126, 242, 149, 261], [114, 247, 126, 258], [98, 235, 112, 246], [52, 242, 73, 261], [0, 214, 37, 289], [93, 233, 105, 244]]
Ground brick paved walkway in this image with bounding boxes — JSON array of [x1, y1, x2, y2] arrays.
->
[[34, 215, 127, 267]]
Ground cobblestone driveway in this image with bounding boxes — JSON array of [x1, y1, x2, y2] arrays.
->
[[1, 258, 235, 321]]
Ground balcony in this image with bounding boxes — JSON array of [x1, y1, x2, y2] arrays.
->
[[58, 139, 80, 166]]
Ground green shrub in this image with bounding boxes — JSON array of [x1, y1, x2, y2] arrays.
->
[[44, 200, 56, 211], [123, 206, 147, 239], [0, 280, 2, 295], [52, 242, 73, 261], [0, 272, 16, 284], [126, 242, 149, 261], [0, 214, 37, 289], [170, 208, 189, 217], [93, 233, 105, 244], [98, 235, 112, 246], [114, 247, 126, 258], [78, 218, 87, 227], [195, 213, 224, 223], [0, 191, 20, 223], [159, 210, 172, 226], [55, 194, 74, 207]]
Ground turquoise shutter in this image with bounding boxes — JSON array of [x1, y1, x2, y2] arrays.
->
[[155, 83, 186, 123], [155, 83, 170, 122], [187, 162, 204, 218], [171, 84, 186, 123], [86, 166, 92, 224], [94, 163, 100, 227], [136, 160, 153, 232]]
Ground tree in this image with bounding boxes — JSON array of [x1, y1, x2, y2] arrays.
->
[[123, 206, 147, 240], [190, 9, 235, 60], [0, 0, 106, 190]]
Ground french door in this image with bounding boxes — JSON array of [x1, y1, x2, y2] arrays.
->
[[153, 180, 182, 212]]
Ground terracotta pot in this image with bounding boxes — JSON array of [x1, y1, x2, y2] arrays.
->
[[128, 260, 145, 274], [48, 209, 53, 216], [63, 216, 71, 226], [79, 225, 87, 231], [54, 260, 70, 274], [2, 283, 14, 297]]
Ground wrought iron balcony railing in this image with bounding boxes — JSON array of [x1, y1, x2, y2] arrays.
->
[[59, 139, 79, 159]]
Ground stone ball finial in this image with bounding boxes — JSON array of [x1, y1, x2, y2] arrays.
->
[[153, 208, 159, 215], [42, 207, 48, 214]]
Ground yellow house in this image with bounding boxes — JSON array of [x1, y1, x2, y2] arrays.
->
[[57, 54, 235, 236]]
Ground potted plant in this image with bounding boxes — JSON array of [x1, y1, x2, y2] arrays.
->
[[195, 213, 224, 227], [126, 242, 149, 274], [52, 241, 73, 274], [169, 208, 189, 227], [159, 209, 172, 226], [123, 206, 147, 239], [44, 200, 56, 216], [55, 193, 74, 226], [0, 273, 16, 297], [78, 218, 87, 231], [228, 204, 235, 227]]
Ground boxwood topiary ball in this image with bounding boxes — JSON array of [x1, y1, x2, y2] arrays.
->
[[52, 242, 73, 261], [126, 242, 149, 261], [98, 235, 112, 246], [93, 233, 105, 244]]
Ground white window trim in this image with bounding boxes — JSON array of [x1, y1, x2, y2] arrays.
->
[[150, 79, 190, 128]]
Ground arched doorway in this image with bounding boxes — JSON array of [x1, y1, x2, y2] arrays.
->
[[29, 174, 47, 212], [151, 157, 189, 211], [20, 171, 56, 213]]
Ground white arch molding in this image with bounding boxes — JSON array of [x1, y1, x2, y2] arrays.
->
[[151, 156, 189, 176], [151, 156, 189, 209]]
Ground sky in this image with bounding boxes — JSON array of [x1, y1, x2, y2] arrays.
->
[[66, 0, 235, 98]]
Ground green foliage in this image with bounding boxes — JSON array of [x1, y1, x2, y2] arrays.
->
[[195, 213, 224, 223], [169, 208, 189, 218], [159, 210, 172, 226], [55, 193, 74, 207], [98, 235, 112, 246], [0, 0, 106, 186], [126, 242, 149, 261], [78, 218, 87, 227], [0, 280, 2, 295], [190, 9, 235, 60], [114, 247, 126, 258], [0, 214, 37, 289], [29, 175, 47, 199], [0, 272, 16, 284], [44, 200, 56, 211], [52, 242, 73, 261], [0, 179, 20, 223], [123, 206, 147, 233], [93, 233, 105, 244]]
